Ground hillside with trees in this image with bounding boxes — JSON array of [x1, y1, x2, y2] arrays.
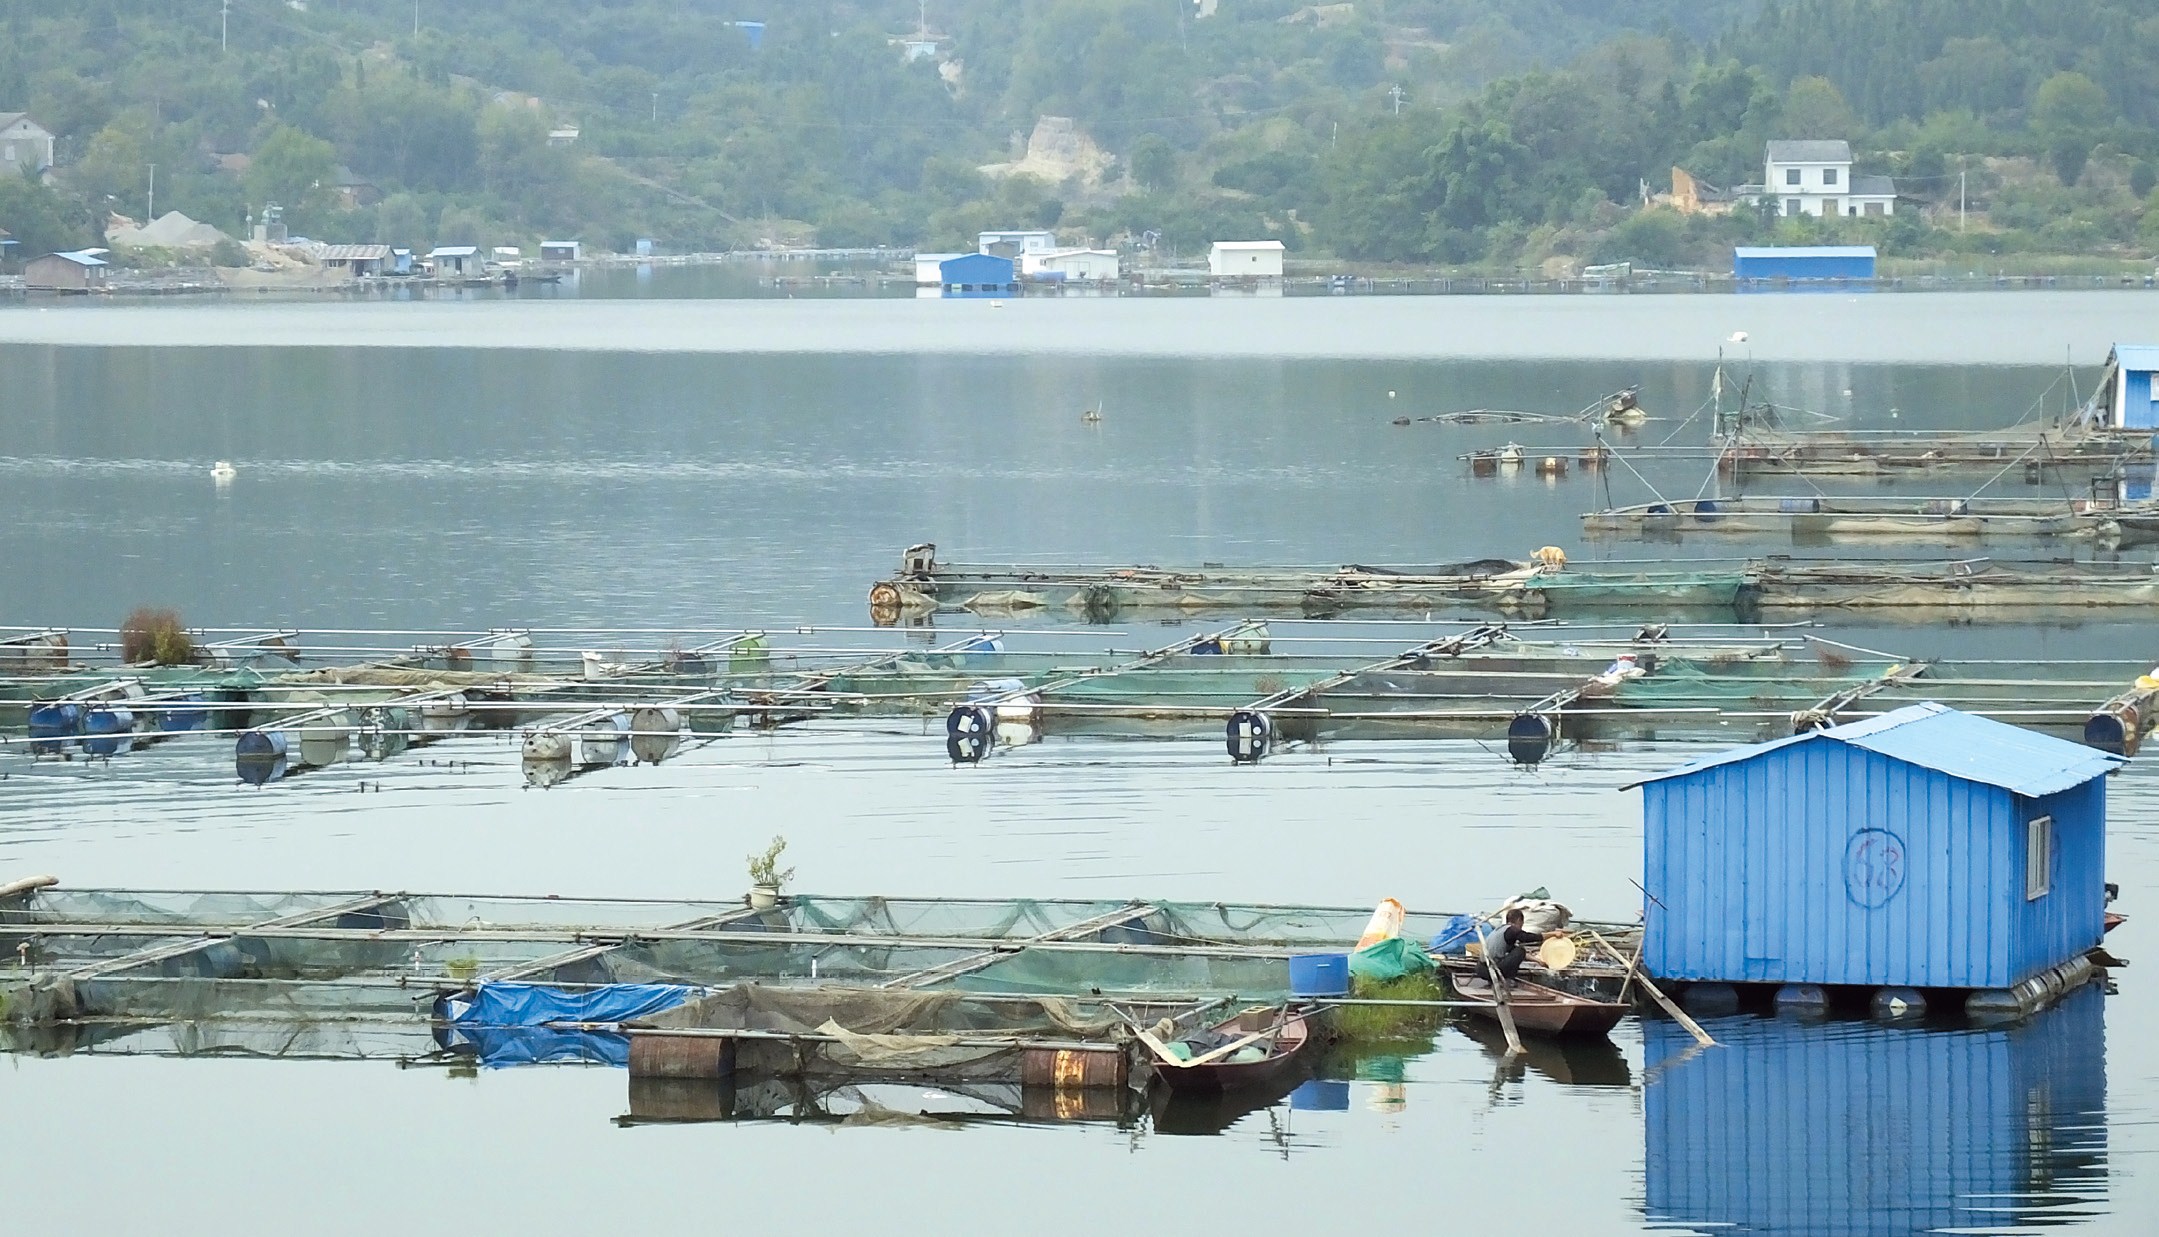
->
[[0, 0, 2153, 269]]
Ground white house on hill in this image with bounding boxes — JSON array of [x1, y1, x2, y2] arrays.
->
[[1763, 140, 1896, 218], [0, 113, 55, 174]]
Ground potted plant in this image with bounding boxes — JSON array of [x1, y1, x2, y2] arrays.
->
[[746, 835, 794, 910]]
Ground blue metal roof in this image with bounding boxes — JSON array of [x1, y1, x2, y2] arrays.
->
[[2110, 343, 2159, 372], [1628, 702, 2121, 796], [1732, 245, 1877, 259]]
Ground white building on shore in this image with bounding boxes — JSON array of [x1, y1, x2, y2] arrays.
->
[[1022, 247, 1120, 282], [1208, 240, 1285, 278]]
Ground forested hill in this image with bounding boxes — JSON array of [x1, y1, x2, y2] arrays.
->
[[0, 0, 2154, 270]]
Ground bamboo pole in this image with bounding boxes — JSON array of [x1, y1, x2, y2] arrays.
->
[[1586, 928, 1713, 1047], [1469, 909, 1524, 1056]]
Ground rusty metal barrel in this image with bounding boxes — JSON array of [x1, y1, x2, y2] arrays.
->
[[1017, 1045, 1125, 1089], [627, 1032, 736, 1080], [626, 1075, 736, 1121]]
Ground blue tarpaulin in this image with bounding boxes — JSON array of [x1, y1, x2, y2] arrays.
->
[[432, 983, 705, 1069], [445, 1026, 631, 1068], [439, 981, 703, 1028]]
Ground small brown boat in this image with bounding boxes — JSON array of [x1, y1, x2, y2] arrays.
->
[[1143, 1005, 1314, 1094], [1450, 974, 1626, 1039]]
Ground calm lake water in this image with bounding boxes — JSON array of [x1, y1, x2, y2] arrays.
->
[[1, 287, 2154, 1235]]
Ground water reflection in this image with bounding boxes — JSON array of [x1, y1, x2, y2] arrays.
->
[[1643, 985, 2108, 1234]]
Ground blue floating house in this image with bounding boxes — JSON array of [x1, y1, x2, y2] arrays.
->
[[1628, 703, 2117, 997], [2093, 343, 2159, 430], [1733, 244, 1877, 281], [939, 252, 1018, 297], [1644, 983, 2107, 1235]]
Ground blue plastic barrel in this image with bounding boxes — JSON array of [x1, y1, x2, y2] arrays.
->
[[1288, 952, 1350, 998], [158, 694, 210, 732], [235, 729, 290, 786], [29, 702, 83, 738], [83, 706, 134, 756], [28, 702, 83, 754]]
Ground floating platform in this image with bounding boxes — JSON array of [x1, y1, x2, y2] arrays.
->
[[870, 545, 2159, 625], [1584, 495, 2148, 540], [868, 544, 1747, 623], [0, 880, 1631, 1029], [1466, 427, 2153, 482], [9, 619, 2159, 779]]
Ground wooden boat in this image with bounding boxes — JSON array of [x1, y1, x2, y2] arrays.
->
[[1449, 973, 1627, 1039], [1145, 1005, 1314, 1094]]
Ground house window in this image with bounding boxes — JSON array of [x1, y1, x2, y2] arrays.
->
[[1823, 168, 1838, 186], [1785, 167, 1801, 186], [2026, 816, 2052, 900], [1865, 202, 1885, 217], [1785, 198, 1801, 215]]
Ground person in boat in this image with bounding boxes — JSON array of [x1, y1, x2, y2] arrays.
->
[[1490, 908, 1560, 988]]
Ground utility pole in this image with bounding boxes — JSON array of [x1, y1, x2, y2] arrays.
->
[[651, 92, 659, 124], [413, 0, 420, 36], [147, 163, 156, 221], [1389, 84, 1404, 116], [221, 0, 229, 52], [1959, 167, 1966, 232]]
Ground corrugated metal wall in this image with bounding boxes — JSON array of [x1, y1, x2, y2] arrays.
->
[[2123, 369, 2155, 429], [1733, 252, 1877, 280], [2011, 779, 2108, 984], [1644, 739, 2022, 988], [1643, 984, 2108, 1235]]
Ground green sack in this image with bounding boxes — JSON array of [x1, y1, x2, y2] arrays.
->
[[1348, 936, 1435, 983]]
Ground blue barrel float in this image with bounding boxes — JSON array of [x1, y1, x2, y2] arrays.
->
[[1288, 952, 1351, 998], [28, 702, 84, 754], [234, 729, 290, 786], [158, 694, 211, 732], [82, 706, 135, 757]]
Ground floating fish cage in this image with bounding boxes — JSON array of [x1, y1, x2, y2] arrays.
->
[[0, 882, 1635, 1038], [7, 618, 2159, 778], [870, 545, 2159, 627], [1583, 494, 2149, 541]]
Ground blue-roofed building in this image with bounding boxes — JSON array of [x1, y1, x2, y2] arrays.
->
[[24, 249, 109, 292], [1627, 702, 2117, 997], [1732, 245, 1876, 281], [939, 252, 1017, 297], [2095, 344, 2159, 429]]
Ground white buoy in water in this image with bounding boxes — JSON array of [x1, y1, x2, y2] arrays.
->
[[1388, 390, 1396, 398], [211, 460, 237, 484]]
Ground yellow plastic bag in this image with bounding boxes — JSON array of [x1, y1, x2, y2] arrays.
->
[[1355, 898, 1406, 951]]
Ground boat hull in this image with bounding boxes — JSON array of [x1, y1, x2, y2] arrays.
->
[[1150, 1007, 1314, 1094], [1449, 974, 1626, 1039]]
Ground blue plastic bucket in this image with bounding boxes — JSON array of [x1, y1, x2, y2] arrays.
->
[[1288, 952, 1350, 998]]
